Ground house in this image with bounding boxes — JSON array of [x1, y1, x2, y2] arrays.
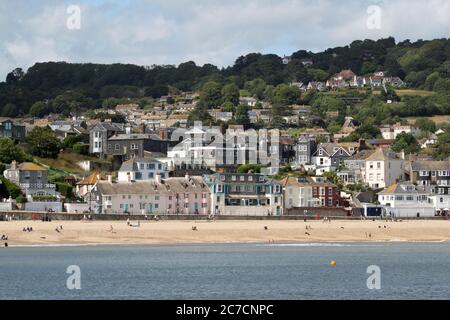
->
[[342, 149, 376, 185], [203, 173, 283, 216], [419, 133, 438, 149], [300, 58, 313, 66], [208, 110, 233, 122], [92, 174, 211, 215], [311, 142, 358, 175], [282, 55, 292, 65], [409, 159, 450, 186], [76, 171, 106, 197], [362, 148, 404, 189], [429, 185, 450, 215], [279, 176, 314, 209], [106, 133, 177, 165], [380, 123, 420, 140], [333, 117, 358, 141], [299, 128, 331, 142], [378, 183, 435, 217], [89, 122, 124, 155], [294, 137, 317, 166], [239, 97, 258, 107], [0, 119, 26, 141], [309, 176, 340, 207], [3, 161, 56, 199], [307, 81, 326, 91], [118, 157, 168, 182]]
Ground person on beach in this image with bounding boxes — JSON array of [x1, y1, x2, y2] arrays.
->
[[126, 218, 130, 226]]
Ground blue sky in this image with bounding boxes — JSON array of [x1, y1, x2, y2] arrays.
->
[[0, 0, 449, 80]]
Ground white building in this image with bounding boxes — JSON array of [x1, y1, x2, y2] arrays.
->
[[279, 176, 315, 209], [378, 183, 435, 217], [118, 157, 168, 182], [92, 174, 211, 215], [363, 148, 404, 189], [380, 123, 420, 140]]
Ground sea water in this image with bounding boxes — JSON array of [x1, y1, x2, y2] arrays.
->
[[0, 242, 449, 299]]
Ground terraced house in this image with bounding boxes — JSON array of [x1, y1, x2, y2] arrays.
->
[[92, 174, 210, 215], [203, 173, 283, 216]]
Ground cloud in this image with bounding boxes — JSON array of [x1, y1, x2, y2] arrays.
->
[[0, 0, 448, 80]]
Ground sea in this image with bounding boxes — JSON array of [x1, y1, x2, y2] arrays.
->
[[0, 242, 449, 300]]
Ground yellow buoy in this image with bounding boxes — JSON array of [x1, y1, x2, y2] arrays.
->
[[330, 260, 337, 266]]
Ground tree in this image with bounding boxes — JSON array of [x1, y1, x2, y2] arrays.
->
[[0, 137, 31, 163], [1, 103, 19, 117], [415, 118, 436, 133], [391, 132, 419, 154], [29, 101, 50, 118], [234, 105, 250, 125], [433, 132, 450, 160], [26, 127, 61, 158], [271, 84, 301, 106], [199, 81, 222, 108], [221, 83, 240, 106], [380, 85, 400, 102], [221, 101, 235, 113]]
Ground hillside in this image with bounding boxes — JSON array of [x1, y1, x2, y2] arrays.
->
[[0, 37, 449, 117]]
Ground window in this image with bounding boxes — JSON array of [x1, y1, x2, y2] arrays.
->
[[155, 204, 159, 209], [240, 176, 245, 181], [147, 163, 155, 170], [140, 163, 144, 170], [369, 162, 374, 169], [115, 144, 120, 151], [248, 176, 253, 182], [131, 144, 138, 150], [231, 175, 237, 181], [148, 172, 154, 179], [419, 171, 429, 177], [395, 195, 403, 201], [377, 162, 381, 169], [155, 196, 160, 201], [217, 185, 223, 192], [220, 175, 225, 181]]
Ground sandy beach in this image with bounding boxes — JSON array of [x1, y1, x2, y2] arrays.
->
[[0, 219, 449, 246]]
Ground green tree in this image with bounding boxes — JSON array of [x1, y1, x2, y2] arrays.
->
[[26, 127, 61, 158], [221, 83, 240, 106], [234, 105, 250, 124], [0, 137, 31, 163], [415, 118, 436, 133], [1, 103, 19, 117], [391, 132, 420, 154], [199, 81, 222, 109], [433, 132, 450, 160], [271, 84, 301, 106], [29, 101, 50, 118]]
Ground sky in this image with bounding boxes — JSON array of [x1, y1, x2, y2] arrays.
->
[[1, 0, 449, 81]]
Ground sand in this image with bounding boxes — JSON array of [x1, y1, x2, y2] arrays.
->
[[0, 219, 449, 247]]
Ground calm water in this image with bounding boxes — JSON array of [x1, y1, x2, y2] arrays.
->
[[0, 242, 449, 300]]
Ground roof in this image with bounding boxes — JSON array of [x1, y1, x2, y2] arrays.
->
[[119, 157, 163, 172], [347, 149, 376, 161], [410, 160, 450, 171], [18, 163, 47, 171], [77, 172, 105, 185], [108, 134, 152, 141], [96, 176, 210, 195], [278, 176, 310, 187], [364, 148, 398, 161], [378, 182, 431, 195]]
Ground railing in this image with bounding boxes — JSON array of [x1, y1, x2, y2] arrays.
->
[[20, 183, 56, 189]]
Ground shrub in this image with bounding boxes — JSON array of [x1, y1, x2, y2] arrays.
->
[[73, 143, 89, 155]]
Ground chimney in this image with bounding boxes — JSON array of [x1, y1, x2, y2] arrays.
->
[[139, 123, 146, 134], [107, 175, 113, 183], [11, 160, 17, 170], [125, 126, 132, 135], [358, 139, 366, 149], [155, 173, 162, 184], [159, 128, 165, 140]]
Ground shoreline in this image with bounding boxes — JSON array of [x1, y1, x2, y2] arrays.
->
[[1, 219, 449, 247], [6, 239, 450, 249]]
